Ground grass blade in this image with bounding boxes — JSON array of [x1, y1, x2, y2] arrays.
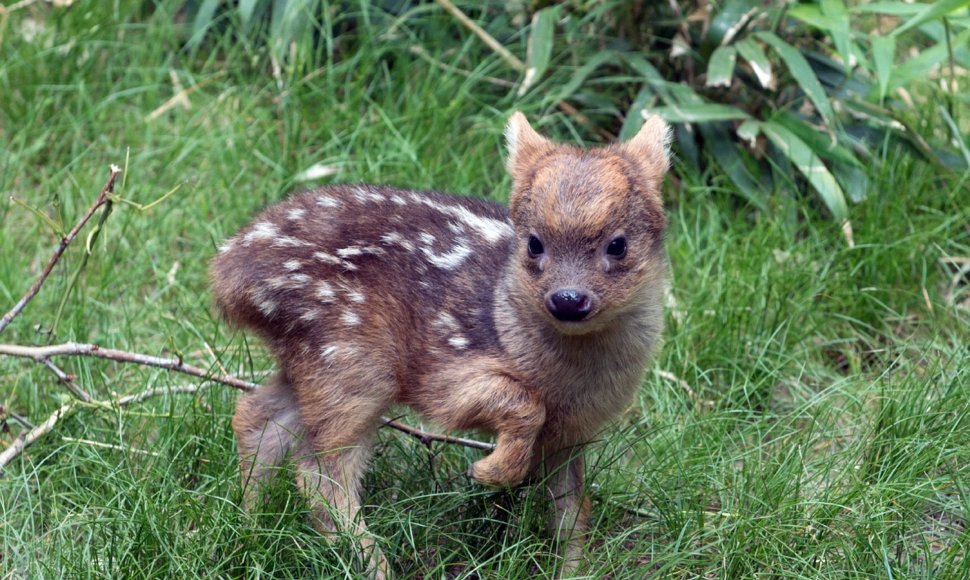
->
[[187, 0, 220, 50], [761, 120, 848, 222], [757, 32, 837, 127]]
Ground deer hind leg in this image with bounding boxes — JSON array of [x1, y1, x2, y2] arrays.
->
[[290, 359, 396, 579], [232, 372, 303, 510]]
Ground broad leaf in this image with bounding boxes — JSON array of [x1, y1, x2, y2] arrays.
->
[[871, 34, 895, 101], [706, 46, 737, 87], [892, 0, 970, 36], [821, 0, 852, 71], [519, 6, 558, 95], [761, 121, 848, 222], [735, 37, 774, 88], [757, 31, 837, 127], [698, 122, 769, 210], [651, 103, 751, 123], [889, 28, 970, 91]]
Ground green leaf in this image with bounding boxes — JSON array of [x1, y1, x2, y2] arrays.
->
[[519, 6, 558, 95], [650, 103, 751, 123], [620, 87, 655, 141], [735, 37, 773, 88], [706, 45, 737, 87], [774, 111, 862, 167], [853, 2, 925, 16], [889, 28, 970, 91], [239, 0, 260, 27], [892, 0, 970, 36], [871, 34, 895, 101], [188, 0, 220, 50], [832, 162, 870, 203], [706, 0, 759, 48], [788, 5, 833, 30], [821, 0, 852, 71], [757, 31, 836, 127], [737, 119, 761, 147], [761, 121, 848, 221], [548, 51, 615, 104], [697, 123, 768, 210]]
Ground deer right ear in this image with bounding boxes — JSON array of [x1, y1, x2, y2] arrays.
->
[[505, 112, 552, 177]]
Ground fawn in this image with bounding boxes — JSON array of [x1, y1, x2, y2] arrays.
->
[[210, 112, 670, 577]]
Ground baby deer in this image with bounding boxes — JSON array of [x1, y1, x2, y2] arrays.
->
[[211, 112, 670, 577]]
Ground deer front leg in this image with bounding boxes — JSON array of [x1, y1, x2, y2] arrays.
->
[[542, 447, 590, 576], [417, 364, 545, 488]]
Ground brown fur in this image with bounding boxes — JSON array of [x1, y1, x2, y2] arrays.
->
[[210, 112, 670, 577]]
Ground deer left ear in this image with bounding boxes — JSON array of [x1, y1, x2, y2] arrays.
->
[[505, 111, 552, 176], [622, 114, 671, 175]]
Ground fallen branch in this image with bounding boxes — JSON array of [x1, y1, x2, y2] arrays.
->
[[0, 165, 120, 335]]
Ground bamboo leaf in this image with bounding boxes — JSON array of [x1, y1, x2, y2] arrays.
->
[[821, 0, 852, 71], [761, 121, 848, 222], [871, 34, 895, 101], [519, 6, 558, 95], [757, 31, 836, 127], [892, 0, 970, 36], [548, 51, 615, 104], [735, 37, 774, 88], [651, 103, 751, 123], [706, 46, 737, 87], [698, 123, 768, 210]]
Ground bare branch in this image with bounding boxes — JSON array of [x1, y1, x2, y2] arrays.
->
[[0, 342, 258, 392], [0, 341, 493, 472], [380, 417, 495, 451], [0, 165, 121, 335], [0, 401, 76, 474]]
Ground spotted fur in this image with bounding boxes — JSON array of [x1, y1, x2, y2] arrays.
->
[[211, 112, 671, 578]]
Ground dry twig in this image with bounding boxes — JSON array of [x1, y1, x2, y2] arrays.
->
[[0, 165, 120, 335]]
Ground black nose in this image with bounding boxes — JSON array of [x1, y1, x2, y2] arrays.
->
[[546, 289, 592, 321]]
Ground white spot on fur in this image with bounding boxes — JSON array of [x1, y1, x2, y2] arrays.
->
[[380, 231, 416, 252], [316, 195, 340, 208], [289, 273, 310, 285], [271, 235, 309, 248], [448, 335, 469, 350], [407, 194, 512, 243], [316, 281, 336, 302], [242, 222, 278, 245], [352, 186, 386, 204], [389, 194, 407, 205], [340, 310, 361, 326], [337, 246, 364, 258], [314, 251, 341, 265], [321, 345, 338, 360], [421, 243, 472, 270], [283, 259, 302, 271], [346, 290, 365, 303], [257, 299, 277, 317], [286, 208, 306, 221], [418, 231, 436, 246], [434, 311, 460, 331], [300, 309, 320, 322]]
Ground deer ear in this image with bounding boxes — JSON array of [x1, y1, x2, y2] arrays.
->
[[622, 114, 671, 174], [505, 112, 552, 176]]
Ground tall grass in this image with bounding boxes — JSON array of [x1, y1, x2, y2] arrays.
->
[[1, 1, 967, 577]]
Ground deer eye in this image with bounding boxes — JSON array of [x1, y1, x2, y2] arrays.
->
[[606, 236, 627, 258], [527, 235, 544, 258]]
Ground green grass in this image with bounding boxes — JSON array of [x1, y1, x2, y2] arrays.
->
[[1, 2, 968, 578]]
